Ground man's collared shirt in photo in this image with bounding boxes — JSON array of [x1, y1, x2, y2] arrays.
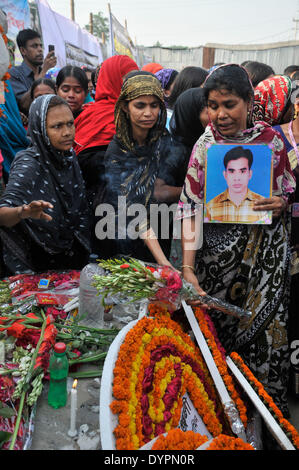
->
[[205, 188, 265, 223]]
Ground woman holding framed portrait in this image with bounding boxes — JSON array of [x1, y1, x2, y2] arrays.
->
[[175, 64, 295, 417], [273, 85, 299, 397]]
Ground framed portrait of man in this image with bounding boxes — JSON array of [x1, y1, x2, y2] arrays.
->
[[204, 143, 273, 224]]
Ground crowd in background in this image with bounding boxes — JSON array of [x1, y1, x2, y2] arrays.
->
[[1, 19, 299, 447]]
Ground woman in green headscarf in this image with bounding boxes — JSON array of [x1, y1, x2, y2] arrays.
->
[[94, 71, 190, 262]]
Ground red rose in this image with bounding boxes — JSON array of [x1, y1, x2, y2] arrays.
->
[[146, 266, 155, 273], [166, 272, 182, 291]]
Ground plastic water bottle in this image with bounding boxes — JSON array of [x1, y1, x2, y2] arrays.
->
[[79, 262, 106, 328], [48, 342, 69, 409]]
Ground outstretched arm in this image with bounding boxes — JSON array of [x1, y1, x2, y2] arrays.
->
[[0, 200, 53, 227]]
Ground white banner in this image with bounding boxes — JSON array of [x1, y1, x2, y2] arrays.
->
[[36, 0, 103, 69]]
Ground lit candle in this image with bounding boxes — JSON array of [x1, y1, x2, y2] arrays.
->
[[68, 379, 78, 437]]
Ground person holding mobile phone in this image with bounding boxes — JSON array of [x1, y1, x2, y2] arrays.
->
[[9, 29, 57, 115]]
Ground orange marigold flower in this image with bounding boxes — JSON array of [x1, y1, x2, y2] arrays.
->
[[206, 434, 254, 450], [152, 429, 209, 450], [230, 352, 299, 450], [110, 311, 226, 450]]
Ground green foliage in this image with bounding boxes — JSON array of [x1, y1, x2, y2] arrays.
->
[[0, 402, 15, 419], [0, 431, 12, 449], [85, 11, 109, 42], [169, 45, 189, 50]]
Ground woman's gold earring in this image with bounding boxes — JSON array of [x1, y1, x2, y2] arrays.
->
[[294, 108, 298, 120]]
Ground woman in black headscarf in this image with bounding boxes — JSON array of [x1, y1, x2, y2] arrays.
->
[[0, 94, 91, 274], [169, 87, 209, 152], [94, 71, 189, 263]]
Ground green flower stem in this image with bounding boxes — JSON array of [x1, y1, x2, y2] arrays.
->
[[0, 368, 18, 376], [23, 310, 47, 385], [68, 351, 107, 366], [68, 369, 103, 378], [8, 311, 48, 450], [54, 322, 119, 335], [8, 390, 26, 450]]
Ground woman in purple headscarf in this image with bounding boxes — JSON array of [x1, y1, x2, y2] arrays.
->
[[155, 68, 178, 105], [155, 68, 178, 128]]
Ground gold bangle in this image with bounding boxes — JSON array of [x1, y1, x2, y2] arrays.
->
[[181, 265, 195, 272]]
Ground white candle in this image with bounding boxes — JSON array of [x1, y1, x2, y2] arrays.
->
[[68, 379, 78, 437]]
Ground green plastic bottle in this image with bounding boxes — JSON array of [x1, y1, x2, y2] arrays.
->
[[48, 342, 69, 409]]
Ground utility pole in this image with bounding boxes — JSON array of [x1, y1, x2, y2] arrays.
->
[[293, 17, 299, 40], [89, 12, 93, 35], [70, 0, 75, 22], [293, 0, 299, 40]]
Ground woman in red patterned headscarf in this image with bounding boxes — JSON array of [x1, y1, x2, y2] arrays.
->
[[74, 55, 139, 207], [253, 75, 293, 126]]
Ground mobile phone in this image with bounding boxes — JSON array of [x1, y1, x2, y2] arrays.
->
[[48, 44, 55, 53]]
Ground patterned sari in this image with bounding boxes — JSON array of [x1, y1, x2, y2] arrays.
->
[[178, 122, 295, 414]]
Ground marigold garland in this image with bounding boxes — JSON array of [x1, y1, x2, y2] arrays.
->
[[152, 429, 209, 450], [206, 434, 254, 450], [194, 308, 248, 428], [110, 314, 226, 450], [230, 352, 299, 450]]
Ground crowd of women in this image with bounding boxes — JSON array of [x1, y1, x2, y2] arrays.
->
[[0, 27, 299, 435]]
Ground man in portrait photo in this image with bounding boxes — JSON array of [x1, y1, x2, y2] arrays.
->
[[205, 146, 267, 223]]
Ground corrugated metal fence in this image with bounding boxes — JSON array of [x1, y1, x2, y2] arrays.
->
[[137, 41, 299, 73]]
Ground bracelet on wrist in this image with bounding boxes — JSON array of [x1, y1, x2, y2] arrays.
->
[[17, 204, 25, 220], [181, 265, 195, 272]]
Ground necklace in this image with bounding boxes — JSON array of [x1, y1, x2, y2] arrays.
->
[[288, 120, 299, 165]]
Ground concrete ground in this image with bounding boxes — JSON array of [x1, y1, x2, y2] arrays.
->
[[30, 371, 299, 451], [31, 373, 102, 450]]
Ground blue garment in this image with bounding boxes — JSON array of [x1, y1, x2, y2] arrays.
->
[[84, 92, 94, 104], [8, 60, 39, 101], [166, 108, 173, 130], [273, 125, 295, 153], [0, 80, 30, 180]]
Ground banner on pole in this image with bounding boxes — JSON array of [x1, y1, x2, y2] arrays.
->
[[109, 10, 138, 63], [65, 42, 99, 69]]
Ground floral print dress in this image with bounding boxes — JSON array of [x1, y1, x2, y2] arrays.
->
[[177, 122, 296, 415]]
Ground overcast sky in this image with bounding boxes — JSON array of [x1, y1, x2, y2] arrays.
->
[[46, 0, 299, 47]]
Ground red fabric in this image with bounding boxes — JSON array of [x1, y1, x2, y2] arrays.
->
[[254, 75, 292, 126], [74, 55, 138, 155], [141, 63, 163, 74]]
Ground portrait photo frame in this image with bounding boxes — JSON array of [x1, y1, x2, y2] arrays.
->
[[204, 143, 273, 224]]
